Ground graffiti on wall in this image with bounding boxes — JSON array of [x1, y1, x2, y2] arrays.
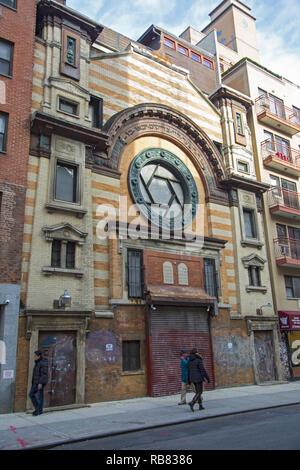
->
[[85, 330, 121, 368], [279, 333, 291, 380]]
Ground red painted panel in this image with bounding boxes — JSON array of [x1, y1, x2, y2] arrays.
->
[[148, 308, 214, 396]]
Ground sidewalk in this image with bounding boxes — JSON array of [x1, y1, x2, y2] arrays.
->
[[1, 381, 300, 450]]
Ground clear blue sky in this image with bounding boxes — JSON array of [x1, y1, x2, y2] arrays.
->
[[67, 0, 300, 86]]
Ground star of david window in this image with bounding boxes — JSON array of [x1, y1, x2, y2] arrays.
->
[[129, 148, 198, 231]]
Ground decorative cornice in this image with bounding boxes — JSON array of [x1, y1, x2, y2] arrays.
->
[[37, 0, 103, 44], [220, 173, 270, 194], [42, 222, 88, 241], [31, 111, 109, 153]]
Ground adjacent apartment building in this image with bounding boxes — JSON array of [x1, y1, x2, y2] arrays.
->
[[201, 0, 300, 381], [0, 0, 37, 413]]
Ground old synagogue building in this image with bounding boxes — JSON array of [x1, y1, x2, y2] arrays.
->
[[1, 0, 299, 413]]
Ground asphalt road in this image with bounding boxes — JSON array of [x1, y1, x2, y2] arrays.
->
[[51, 404, 300, 450]]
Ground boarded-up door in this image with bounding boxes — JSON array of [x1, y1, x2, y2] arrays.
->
[[39, 331, 77, 408], [254, 331, 276, 382], [148, 307, 214, 396]]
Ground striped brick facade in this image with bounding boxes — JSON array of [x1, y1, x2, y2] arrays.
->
[[13, 0, 282, 411]]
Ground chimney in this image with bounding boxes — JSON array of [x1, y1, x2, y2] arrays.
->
[[55, 0, 67, 5]]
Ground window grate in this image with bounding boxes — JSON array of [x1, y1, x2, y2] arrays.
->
[[122, 340, 140, 371], [127, 249, 143, 299]]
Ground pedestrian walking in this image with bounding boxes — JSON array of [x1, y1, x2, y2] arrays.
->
[[29, 350, 48, 416], [188, 347, 210, 411], [178, 349, 195, 405]]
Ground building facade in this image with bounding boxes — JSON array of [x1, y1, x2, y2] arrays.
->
[[0, 0, 37, 413], [9, 0, 294, 412]]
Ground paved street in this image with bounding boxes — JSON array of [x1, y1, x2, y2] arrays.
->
[[53, 404, 300, 450], [0, 382, 300, 450]]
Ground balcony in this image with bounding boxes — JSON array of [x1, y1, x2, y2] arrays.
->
[[274, 237, 300, 267], [256, 95, 300, 136], [267, 187, 300, 220], [261, 139, 300, 176]]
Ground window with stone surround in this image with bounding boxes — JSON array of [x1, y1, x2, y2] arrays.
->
[[242, 254, 267, 293], [51, 240, 76, 269], [127, 249, 143, 299], [204, 258, 218, 300], [42, 222, 87, 277], [58, 98, 79, 117], [55, 161, 78, 203]]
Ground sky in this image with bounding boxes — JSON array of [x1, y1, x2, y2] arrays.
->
[[67, 0, 300, 86]]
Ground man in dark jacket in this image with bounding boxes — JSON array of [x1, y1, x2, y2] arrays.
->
[[29, 350, 48, 416], [187, 347, 210, 411]]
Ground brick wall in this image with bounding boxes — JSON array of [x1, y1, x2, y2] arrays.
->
[[0, 0, 37, 284], [85, 307, 147, 403]]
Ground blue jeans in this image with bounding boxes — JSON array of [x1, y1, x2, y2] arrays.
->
[[29, 384, 45, 414]]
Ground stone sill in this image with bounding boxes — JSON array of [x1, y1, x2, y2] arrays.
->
[[241, 239, 264, 249], [120, 370, 145, 376], [42, 267, 84, 277], [218, 303, 231, 309], [95, 310, 114, 318], [246, 286, 267, 293], [45, 202, 87, 218]]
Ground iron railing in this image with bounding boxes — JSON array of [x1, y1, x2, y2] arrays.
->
[[274, 237, 300, 261], [256, 94, 300, 127], [261, 139, 300, 167], [267, 187, 300, 211]]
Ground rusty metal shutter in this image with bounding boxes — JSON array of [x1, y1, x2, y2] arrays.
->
[[148, 307, 214, 397]]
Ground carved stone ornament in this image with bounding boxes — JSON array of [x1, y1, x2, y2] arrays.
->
[[103, 103, 227, 202], [241, 253, 266, 269], [42, 222, 88, 245]]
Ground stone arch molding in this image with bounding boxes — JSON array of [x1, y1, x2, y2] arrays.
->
[[103, 103, 227, 201]]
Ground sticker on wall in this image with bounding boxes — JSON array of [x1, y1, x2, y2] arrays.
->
[[85, 331, 120, 367], [3, 370, 14, 379]]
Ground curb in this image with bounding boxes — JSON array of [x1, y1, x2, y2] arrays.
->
[[23, 401, 300, 450]]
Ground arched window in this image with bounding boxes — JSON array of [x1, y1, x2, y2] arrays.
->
[[163, 261, 174, 284], [178, 263, 188, 285]]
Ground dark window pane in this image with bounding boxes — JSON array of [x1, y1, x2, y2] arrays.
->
[[236, 113, 243, 134], [122, 340, 140, 371], [55, 162, 77, 203], [59, 99, 78, 115], [0, 0, 17, 8], [89, 96, 103, 129], [253, 267, 260, 286], [66, 242, 75, 269], [285, 276, 294, 297], [0, 113, 8, 152], [293, 277, 300, 298], [243, 209, 256, 239], [127, 249, 143, 298], [204, 258, 218, 299], [248, 267, 261, 287], [66, 36, 76, 66], [0, 39, 13, 76], [51, 240, 61, 267]]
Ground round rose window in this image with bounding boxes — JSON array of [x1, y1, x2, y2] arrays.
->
[[129, 148, 198, 231]]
